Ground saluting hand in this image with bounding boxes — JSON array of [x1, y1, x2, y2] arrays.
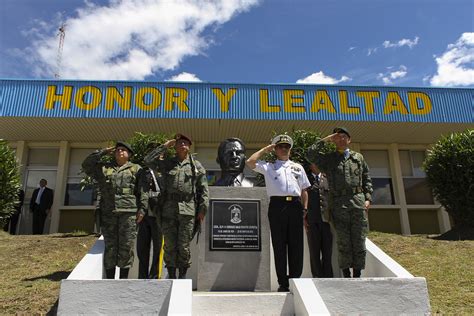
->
[[197, 212, 205, 223], [136, 212, 145, 223], [105, 146, 115, 155], [263, 144, 275, 153], [322, 133, 339, 142], [164, 139, 176, 148]]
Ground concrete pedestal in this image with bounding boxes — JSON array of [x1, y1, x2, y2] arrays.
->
[[197, 187, 271, 291]]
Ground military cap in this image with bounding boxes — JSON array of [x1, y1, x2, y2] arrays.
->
[[175, 133, 193, 145], [333, 127, 351, 138], [115, 141, 134, 155], [272, 134, 294, 148]]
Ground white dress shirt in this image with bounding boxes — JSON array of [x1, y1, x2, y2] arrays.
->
[[254, 159, 311, 197], [35, 187, 45, 205]]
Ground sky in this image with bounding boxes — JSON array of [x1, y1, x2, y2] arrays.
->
[[0, 0, 473, 87]]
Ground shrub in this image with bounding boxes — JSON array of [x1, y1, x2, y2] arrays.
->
[[424, 129, 474, 228], [0, 140, 21, 227]]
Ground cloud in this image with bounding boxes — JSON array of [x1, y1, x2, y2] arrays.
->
[[166, 72, 202, 82], [383, 36, 419, 49], [296, 71, 351, 84], [429, 32, 474, 87], [26, 0, 260, 80], [367, 47, 378, 56], [377, 65, 408, 85]]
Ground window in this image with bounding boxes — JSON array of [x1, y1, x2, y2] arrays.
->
[[361, 150, 395, 205], [64, 148, 96, 206], [399, 150, 434, 205]]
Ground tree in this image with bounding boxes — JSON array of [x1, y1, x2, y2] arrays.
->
[[0, 140, 21, 227], [424, 129, 474, 240]]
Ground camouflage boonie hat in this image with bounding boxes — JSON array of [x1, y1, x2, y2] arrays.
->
[[115, 141, 134, 155], [333, 127, 351, 138], [175, 133, 193, 145]]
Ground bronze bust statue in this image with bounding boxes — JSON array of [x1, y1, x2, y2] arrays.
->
[[215, 138, 254, 187]]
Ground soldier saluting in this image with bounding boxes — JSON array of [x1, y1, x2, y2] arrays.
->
[[82, 141, 148, 279], [307, 127, 373, 278], [144, 134, 209, 279]]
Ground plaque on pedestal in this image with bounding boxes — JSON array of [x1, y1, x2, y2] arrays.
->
[[210, 199, 261, 251]]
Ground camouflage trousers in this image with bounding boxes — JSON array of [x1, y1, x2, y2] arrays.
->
[[161, 212, 194, 269], [331, 207, 368, 270], [101, 212, 137, 269]]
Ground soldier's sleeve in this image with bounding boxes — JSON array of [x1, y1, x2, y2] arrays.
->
[[196, 162, 209, 216], [81, 149, 108, 181], [361, 156, 373, 202], [306, 141, 330, 173], [135, 167, 149, 215], [144, 145, 168, 173]]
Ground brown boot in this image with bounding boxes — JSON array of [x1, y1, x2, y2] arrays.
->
[[105, 268, 115, 279], [167, 267, 177, 279], [178, 267, 188, 279], [342, 268, 351, 278], [119, 268, 129, 279]]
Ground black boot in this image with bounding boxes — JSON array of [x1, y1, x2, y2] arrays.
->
[[119, 268, 130, 279], [178, 267, 188, 279], [105, 268, 116, 279], [167, 267, 176, 279], [342, 268, 351, 278], [353, 269, 361, 278]]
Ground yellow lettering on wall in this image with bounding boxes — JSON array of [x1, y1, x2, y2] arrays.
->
[[136, 87, 161, 111], [408, 92, 432, 115], [339, 90, 360, 114], [283, 89, 305, 113], [356, 91, 380, 114], [310, 90, 336, 113], [74, 86, 102, 110], [165, 88, 189, 112], [383, 92, 409, 115], [44, 85, 73, 110], [259, 89, 280, 112], [211, 88, 237, 112], [105, 86, 132, 110]]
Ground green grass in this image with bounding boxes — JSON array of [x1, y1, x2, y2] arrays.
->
[[0, 231, 96, 315], [369, 231, 474, 315], [1, 230, 472, 314]]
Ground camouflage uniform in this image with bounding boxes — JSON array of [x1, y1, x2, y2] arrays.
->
[[144, 146, 209, 271], [307, 144, 372, 270], [82, 149, 148, 271]]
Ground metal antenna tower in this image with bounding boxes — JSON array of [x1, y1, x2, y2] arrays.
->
[[54, 23, 66, 79]]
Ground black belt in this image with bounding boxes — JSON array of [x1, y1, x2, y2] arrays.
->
[[167, 192, 193, 201], [270, 196, 300, 202]]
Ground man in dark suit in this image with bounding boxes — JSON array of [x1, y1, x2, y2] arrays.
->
[[30, 179, 54, 235], [304, 163, 333, 278]]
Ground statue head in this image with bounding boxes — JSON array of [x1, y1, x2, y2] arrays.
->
[[216, 138, 246, 175]]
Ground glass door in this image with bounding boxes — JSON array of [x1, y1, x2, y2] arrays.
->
[[18, 169, 57, 234]]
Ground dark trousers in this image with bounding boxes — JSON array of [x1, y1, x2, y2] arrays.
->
[[137, 215, 162, 279], [32, 205, 47, 235], [307, 221, 333, 278], [3, 211, 20, 235], [268, 197, 304, 288]]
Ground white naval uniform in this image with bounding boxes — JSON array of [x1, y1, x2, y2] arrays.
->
[[254, 159, 311, 197], [253, 159, 310, 290]]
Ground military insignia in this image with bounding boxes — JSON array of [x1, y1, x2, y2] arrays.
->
[[229, 204, 243, 224]]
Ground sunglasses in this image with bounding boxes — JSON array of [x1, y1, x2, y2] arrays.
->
[[275, 144, 291, 149]]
